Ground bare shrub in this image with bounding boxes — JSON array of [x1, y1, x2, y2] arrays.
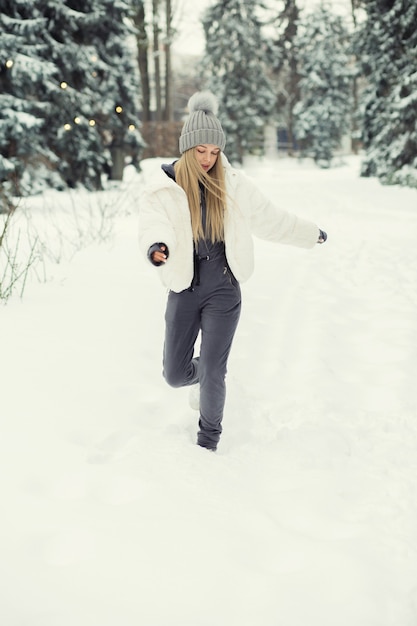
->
[[1, 180, 135, 303], [0, 186, 44, 303]]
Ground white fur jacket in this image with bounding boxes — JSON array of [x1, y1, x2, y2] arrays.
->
[[138, 155, 320, 293]]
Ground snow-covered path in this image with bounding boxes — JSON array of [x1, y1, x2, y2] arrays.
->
[[2, 157, 417, 625]]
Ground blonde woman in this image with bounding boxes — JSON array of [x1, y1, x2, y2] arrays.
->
[[139, 91, 327, 451]]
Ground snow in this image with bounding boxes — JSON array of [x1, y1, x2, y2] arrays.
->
[[2, 155, 417, 625]]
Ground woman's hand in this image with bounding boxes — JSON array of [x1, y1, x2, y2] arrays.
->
[[152, 244, 168, 263], [148, 243, 169, 266]]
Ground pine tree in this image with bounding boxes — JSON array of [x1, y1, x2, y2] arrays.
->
[[1, 0, 143, 194], [202, 0, 275, 164], [293, 4, 352, 167], [356, 0, 417, 187], [43, 0, 144, 189], [269, 0, 301, 155], [0, 1, 61, 194]]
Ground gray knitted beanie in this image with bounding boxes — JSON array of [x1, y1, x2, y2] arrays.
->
[[179, 91, 226, 154]]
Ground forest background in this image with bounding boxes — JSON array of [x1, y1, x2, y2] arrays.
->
[[1, 0, 416, 201]]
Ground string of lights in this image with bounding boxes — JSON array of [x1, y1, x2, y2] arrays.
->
[[3, 58, 137, 134]]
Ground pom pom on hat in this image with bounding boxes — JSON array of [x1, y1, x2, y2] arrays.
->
[[187, 91, 219, 116], [179, 91, 226, 154]]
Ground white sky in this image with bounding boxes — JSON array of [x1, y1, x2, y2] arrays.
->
[[173, 0, 353, 55]]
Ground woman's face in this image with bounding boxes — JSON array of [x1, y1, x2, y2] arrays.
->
[[195, 144, 220, 173]]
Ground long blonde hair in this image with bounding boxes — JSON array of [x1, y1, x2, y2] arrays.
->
[[174, 149, 226, 243]]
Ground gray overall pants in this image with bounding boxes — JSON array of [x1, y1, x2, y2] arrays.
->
[[163, 246, 241, 450]]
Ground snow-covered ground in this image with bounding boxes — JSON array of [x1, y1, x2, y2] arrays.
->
[[2, 156, 417, 625]]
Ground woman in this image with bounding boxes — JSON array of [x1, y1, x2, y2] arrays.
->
[[139, 91, 327, 451]]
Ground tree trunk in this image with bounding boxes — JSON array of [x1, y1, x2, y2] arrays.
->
[[164, 0, 173, 121], [110, 144, 125, 180], [350, 0, 361, 154], [133, 1, 151, 122], [153, 0, 162, 121]]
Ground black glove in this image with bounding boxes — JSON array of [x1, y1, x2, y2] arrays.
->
[[317, 229, 327, 244], [148, 242, 169, 266]]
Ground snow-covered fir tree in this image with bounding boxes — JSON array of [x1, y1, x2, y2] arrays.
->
[[293, 4, 352, 167], [356, 0, 417, 187], [201, 0, 275, 164], [0, 1, 61, 195], [44, 0, 144, 189], [268, 0, 301, 155], [1, 0, 143, 194]]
